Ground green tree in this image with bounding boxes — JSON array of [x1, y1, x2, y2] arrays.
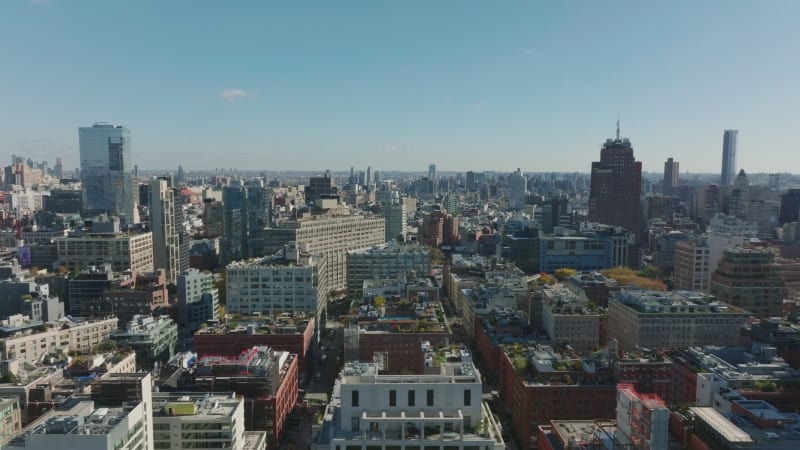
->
[[429, 247, 446, 265], [215, 271, 227, 304]]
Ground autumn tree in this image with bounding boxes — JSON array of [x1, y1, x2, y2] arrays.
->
[[601, 266, 666, 291], [554, 268, 577, 280]]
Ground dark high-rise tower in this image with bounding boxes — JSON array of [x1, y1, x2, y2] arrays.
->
[[780, 189, 800, 225], [220, 181, 272, 264], [721, 129, 738, 186], [79, 123, 135, 223], [663, 157, 679, 196], [588, 122, 642, 235]]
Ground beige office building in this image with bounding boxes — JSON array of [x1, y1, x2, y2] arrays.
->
[[56, 232, 154, 274]]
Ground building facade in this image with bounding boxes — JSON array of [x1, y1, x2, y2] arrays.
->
[[263, 213, 385, 292], [0, 316, 119, 367], [541, 285, 600, 352], [226, 248, 328, 320], [111, 315, 178, 370], [148, 178, 181, 284], [313, 361, 504, 450], [662, 157, 679, 196], [588, 126, 643, 235], [176, 269, 220, 333], [79, 123, 135, 223], [720, 129, 738, 186], [56, 232, 154, 274], [711, 247, 784, 318], [346, 243, 431, 299], [607, 289, 749, 350]]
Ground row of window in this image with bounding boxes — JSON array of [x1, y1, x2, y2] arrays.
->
[[351, 389, 471, 408]]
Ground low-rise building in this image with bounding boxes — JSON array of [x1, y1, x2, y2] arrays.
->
[[190, 347, 298, 447], [0, 397, 22, 446], [607, 289, 750, 350], [102, 270, 169, 324], [4, 398, 150, 450], [538, 226, 632, 273], [0, 315, 119, 369], [541, 284, 600, 352], [152, 392, 266, 450], [193, 314, 315, 373], [111, 315, 177, 370], [346, 242, 431, 298], [312, 360, 505, 450]]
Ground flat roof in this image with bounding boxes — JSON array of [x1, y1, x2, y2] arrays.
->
[[690, 407, 754, 444]]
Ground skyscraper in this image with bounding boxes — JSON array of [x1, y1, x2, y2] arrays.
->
[[149, 177, 181, 283], [508, 168, 527, 209], [79, 123, 135, 223], [662, 157, 679, 196], [588, 122, 642, 235], [220, 182, 272, 264], [720, 129, 738, 186], [428, 164, 436, 180]]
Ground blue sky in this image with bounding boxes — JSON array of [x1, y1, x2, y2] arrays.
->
[[1, 1, 799, 174]]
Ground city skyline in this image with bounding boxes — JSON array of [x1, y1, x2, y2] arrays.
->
[[2, 1, 800, 174]]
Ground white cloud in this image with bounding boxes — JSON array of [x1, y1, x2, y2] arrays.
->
[[219, 89, 252, 102]]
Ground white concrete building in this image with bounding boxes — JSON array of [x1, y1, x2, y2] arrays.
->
[[226, 245, 328, 319], [312, 361, 505, 450], [152, 393, 266, 450], [264, 211, 385, 292], [616, 384, 668, 450], [707, 213, 757, 237], [177, 268, 220, 332], [7, 399, 150, 450], [346, 243, 431, 298]]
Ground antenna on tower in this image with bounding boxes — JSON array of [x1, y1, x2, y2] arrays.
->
[[616, 115, 620, 141]]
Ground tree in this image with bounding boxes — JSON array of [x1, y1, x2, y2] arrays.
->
[[554, 268, 577, 280], [429, 247, 446, 265], [601, 266, 666, 291], [215, 271, 227, 304], [514, 356, 528, 374], [374, 296, 386, 308]]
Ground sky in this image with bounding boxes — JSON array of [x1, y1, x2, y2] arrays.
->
[[1, 1, 799, 174]]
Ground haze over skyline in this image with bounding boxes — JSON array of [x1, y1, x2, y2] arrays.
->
[[2, 1, 799, 174]]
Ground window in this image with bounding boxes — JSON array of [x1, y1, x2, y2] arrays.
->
[[352, 390, 359, 407], [427, 389, 434, 406], [464, 389, 471, 406], [389, 390, 397, 407], [408, 390, 415, 406]]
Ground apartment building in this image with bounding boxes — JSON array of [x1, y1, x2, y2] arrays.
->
[[152, 393, 266, 450], [711, 247, 784, 318], [313, 361, 505, 450], [607, 289, 750, 350], [541, 284, 601, 352], [56, 232, 154, 274], [346, 242, 431, 298], [264, 209, 385, 291], [111, 315, 178, 370], [226, 245, 328, 320], [0, 315, 119, 367]]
